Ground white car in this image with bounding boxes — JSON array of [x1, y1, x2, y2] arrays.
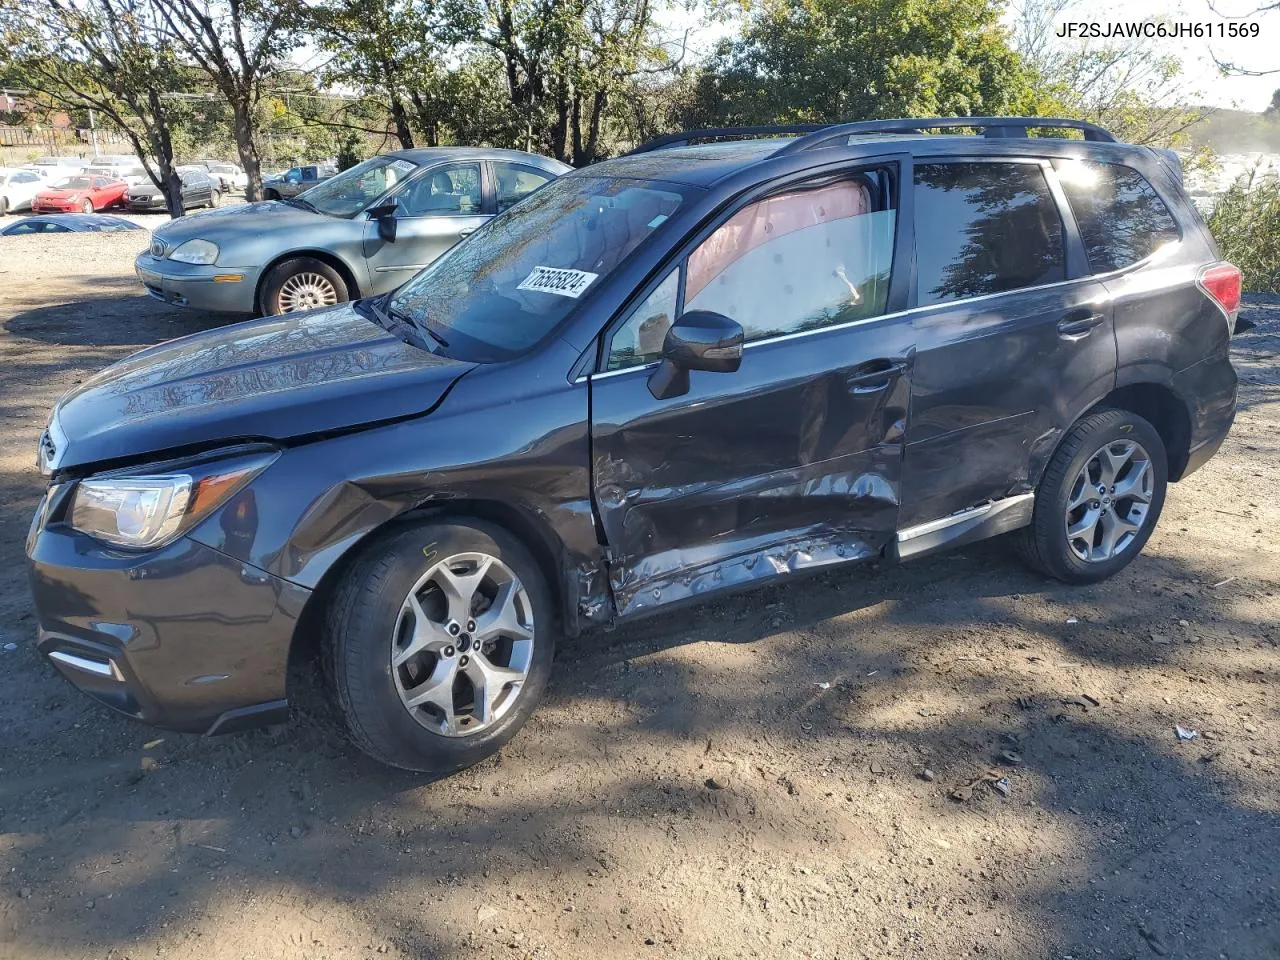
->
[[0, 167, 45, 214], [26, 156, 88, 179], [84, 160, 149, 186]]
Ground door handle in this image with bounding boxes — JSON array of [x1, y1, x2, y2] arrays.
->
[[1057, 310, 1106, 339], [847, 358, 906, 393]]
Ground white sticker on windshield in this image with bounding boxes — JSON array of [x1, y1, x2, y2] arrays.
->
[[517, 266, 599, 299]]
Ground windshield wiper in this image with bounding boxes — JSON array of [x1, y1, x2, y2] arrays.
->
[[355, 295, 431, 350], [383, 294, 449, 348], [283, 196, 318, 213]]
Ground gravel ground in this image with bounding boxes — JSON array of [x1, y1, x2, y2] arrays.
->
[[0, 234, 1277, 960]]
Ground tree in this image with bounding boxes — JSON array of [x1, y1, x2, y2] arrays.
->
[[688, 0, 1034, 127], [458, 0, 679, 164], [0, 0, 194, 215], [150, 0, 302, 199], [309, 0, 463, 149], [1267, 88, 1280, 118]]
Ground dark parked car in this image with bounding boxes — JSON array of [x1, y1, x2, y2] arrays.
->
[[127, 168, 220, 212], [1, 213, 143, 235], [262, 164, 332, 200], [28, 118, 1239, 773]]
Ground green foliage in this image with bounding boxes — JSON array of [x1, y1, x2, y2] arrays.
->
[[688, 0, 1034, 126], [1208, 172, 1280, 293]]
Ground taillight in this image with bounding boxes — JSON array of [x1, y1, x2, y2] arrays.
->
[[1197, 263, 1242, 334]]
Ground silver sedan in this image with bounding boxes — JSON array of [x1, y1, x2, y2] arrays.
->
[[134, 147, 571, 315]]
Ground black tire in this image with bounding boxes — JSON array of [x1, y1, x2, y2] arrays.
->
[[208, 189, 220, 208], [323, 519, 556, 773], [258, 256, 348, 316], [264, 188, 280, 201], [80, 199, 94, 213], [0, 196, 8, 216], [1018, 407, 1167, 583]]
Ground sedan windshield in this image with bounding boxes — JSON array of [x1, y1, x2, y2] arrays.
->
[[296, 155, 417, 217], [391, 175, 696, 361]]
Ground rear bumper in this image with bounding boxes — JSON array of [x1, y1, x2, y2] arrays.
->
[[27, 514, 310, 735], [1173, 352, 1237, 480], [135, 252, 258, 313]]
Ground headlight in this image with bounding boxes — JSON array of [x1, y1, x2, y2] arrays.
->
[[168, 239, 219, 265], [68, 449, 275, 549]]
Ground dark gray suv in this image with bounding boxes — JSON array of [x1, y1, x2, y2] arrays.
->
[[28, 118, 1239, 773]]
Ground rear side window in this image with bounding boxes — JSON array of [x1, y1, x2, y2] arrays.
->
[[914, 162, 1065, 306], [1054, 160, 1180, 272]]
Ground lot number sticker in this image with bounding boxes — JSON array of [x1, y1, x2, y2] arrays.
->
[[517, 266, 599, 299]]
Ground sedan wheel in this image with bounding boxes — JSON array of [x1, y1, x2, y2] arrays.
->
[[80, 199, 93, 213], [277, 272, 340, 313]]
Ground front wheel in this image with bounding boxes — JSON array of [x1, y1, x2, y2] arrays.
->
[[80, 199, 94, 213], [208, 189, 220, 208], [1019, 408, 1167, 584], [323, 519, 555, 772], [259, 257, 347, 315]]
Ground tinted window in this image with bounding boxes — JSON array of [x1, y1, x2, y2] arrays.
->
[[1055, 160, 1180, 272], [494, 162, 553, 212], [914, 162, 1065, 305], [685, 174, 896, 343]]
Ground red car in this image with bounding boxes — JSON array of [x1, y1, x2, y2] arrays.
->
[[31, 175, 129, 214]]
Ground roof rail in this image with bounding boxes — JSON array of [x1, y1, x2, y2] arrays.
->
[[777, 117, 1117, 153], [624, 124, 828, 156]]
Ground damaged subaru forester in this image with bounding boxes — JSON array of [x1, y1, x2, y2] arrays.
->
[[27, 118, 1240, 772]]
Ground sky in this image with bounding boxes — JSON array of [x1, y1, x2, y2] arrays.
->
[[1051, 0, 1279, 110]]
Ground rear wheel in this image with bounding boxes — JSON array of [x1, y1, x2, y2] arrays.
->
[[324, 519, 555, 772], [259, 257, 348, 315], [264, 188, 280, 201], [1019, 408, 1167, 583]]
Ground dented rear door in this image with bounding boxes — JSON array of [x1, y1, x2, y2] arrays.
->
[[589, 158, 914, 617]]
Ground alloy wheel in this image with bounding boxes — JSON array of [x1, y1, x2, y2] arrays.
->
[[1064, 439, 1154, 562], [391, 552, 535, 737], [277, 272, 339, 313]]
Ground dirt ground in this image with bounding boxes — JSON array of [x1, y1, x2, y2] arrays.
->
[[0, 231, 1277, 960]]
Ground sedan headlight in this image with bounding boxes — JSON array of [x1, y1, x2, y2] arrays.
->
[[68, 449, 275, 549], [168, 239, 219, 265]]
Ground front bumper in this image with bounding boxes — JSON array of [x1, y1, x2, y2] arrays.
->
[[135, 252, 258, 313], [32, 202, 81, 213], [127, 197, 167, 211], [26, 499, 311, 735]]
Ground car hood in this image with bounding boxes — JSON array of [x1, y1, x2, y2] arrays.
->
[[38, 189, 83, 200], [46, 302, 474, 472], [152, 200, 320, 244]]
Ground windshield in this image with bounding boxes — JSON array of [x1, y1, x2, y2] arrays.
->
[[53, 177, 92, 189], [295, 155, 416, 217], [390, 175, 696, 361]]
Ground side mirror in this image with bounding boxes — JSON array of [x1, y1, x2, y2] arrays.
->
[[647, 310, 744, 400], [368, 201, 398, 243]]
